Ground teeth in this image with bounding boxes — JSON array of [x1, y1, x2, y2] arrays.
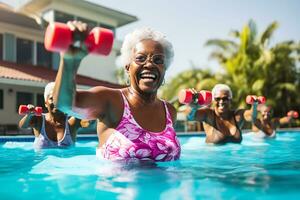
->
[[140, 73, 156, 79]]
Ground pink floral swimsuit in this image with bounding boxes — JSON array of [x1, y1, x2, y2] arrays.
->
[[97, 90, 181, 162]]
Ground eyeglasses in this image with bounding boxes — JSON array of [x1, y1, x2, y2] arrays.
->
[[134, 54, 165, 66], [214, 97, 231, 102]]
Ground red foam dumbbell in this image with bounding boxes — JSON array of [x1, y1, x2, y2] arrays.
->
[[44, 22, 114, 56], [178, 89, 212, 106], [246, 95, 266, 104], [287, 111, 299, 118], [18, 105, 42, 116]]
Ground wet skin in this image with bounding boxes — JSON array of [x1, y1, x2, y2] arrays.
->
[[204, 90, 242, 144], [19, 92, 81, 142], [252, 106, 295, 137], [53, 35, 177, 147], [97, 40, 176, 147], [190, 90, 255, 144]]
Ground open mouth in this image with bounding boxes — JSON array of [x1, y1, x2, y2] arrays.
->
[[139, 71, 158, 82]]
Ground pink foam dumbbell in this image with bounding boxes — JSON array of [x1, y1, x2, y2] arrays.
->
[[287, 111, 299, 118], [44, 22, 114, 56], [178, 89, 212, 105], [246, 95, 266, 104], [18, 105, 42, 116]]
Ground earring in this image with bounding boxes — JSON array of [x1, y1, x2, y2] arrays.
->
[[126, 76, 131, 85]]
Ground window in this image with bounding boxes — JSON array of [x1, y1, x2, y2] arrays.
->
[[0, 89, 3, 109], [36, 93, 46, 112], [16, 92, 33, 112], [17, 38, 33, 65], [0, 33, 3, 60], [37, 42, 52, 68], [55, 11, 74, 23]]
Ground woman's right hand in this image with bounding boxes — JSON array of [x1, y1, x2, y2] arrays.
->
[[188, 88, 200, 108], [26, 104, 36, 114], [62, 21, 89, 62]]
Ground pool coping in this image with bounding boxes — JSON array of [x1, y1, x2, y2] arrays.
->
[[0, 128, 299, 142]]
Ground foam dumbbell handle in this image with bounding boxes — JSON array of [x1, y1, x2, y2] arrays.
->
[[18, 105, 29, 115], [178, 89, 193, 104], [246, 95, 266, 104], [85, 27, 114, 56], [18, 105, 42, 116], [34, 107, 43, 116], [44, 23, 114, 56], [246, 95, 256, 104], [44, 23, 73, 52], [198, 90, 212, 105], [288, 111, 299, 118], [258, 96, 266, 104]]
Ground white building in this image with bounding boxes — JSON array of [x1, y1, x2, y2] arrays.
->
[[0, 0, 137, 133]]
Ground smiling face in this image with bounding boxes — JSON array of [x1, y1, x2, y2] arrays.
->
[[214, 90, 232, 114], [126, 39, 166, 94]]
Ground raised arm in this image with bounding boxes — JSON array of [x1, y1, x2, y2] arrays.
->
[[242, 102, 258, 122], [184, 106, 210, 122], [277, 110, 299, 126], [242, 95, 266, 122], [19, 113, 38, 129], [18, 104, 40, 129], [178, 88, 212, 122], [52, 21, 111, 120]]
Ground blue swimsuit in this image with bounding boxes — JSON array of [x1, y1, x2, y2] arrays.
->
[[33, 114, 74, 149]]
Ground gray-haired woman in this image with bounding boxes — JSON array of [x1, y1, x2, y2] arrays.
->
[[53, 21, 180, 162], [185, 84, 258, 144]]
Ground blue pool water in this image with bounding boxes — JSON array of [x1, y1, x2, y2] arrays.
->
[[1, 131, 300, 200]]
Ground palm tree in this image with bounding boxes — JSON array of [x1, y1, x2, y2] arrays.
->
[[206, 20, 300, 115]]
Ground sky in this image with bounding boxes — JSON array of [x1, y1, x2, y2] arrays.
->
[[3, 0, 300, 80], [89, 0, 300, 79]]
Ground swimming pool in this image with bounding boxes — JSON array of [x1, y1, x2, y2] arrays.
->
[[1, 131, 300, 200]]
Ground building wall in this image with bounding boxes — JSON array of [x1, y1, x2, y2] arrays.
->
[[0, 83, 44, 125], [0, 21, 120, 82], [0, 1, 135, 127], [78, 39, 122, 82]]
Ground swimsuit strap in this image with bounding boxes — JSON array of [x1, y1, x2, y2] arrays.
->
[[40, 114, 47, 138], [162, 100, 173, 126]]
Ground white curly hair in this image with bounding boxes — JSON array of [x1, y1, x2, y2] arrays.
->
[[212, 84, 233, 100], [44, 82, 55, 101], [119, 27, 174, 69]]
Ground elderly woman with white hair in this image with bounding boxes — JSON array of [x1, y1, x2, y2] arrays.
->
[[19, 82, 86, 148], [186, 84, 258, 144], [252, 104, 298, 138], [53, 21, 181, 162]]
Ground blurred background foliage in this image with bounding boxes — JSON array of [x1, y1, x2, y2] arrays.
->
[[160, 20, 299, 123], [116, 20, 300, 126]]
